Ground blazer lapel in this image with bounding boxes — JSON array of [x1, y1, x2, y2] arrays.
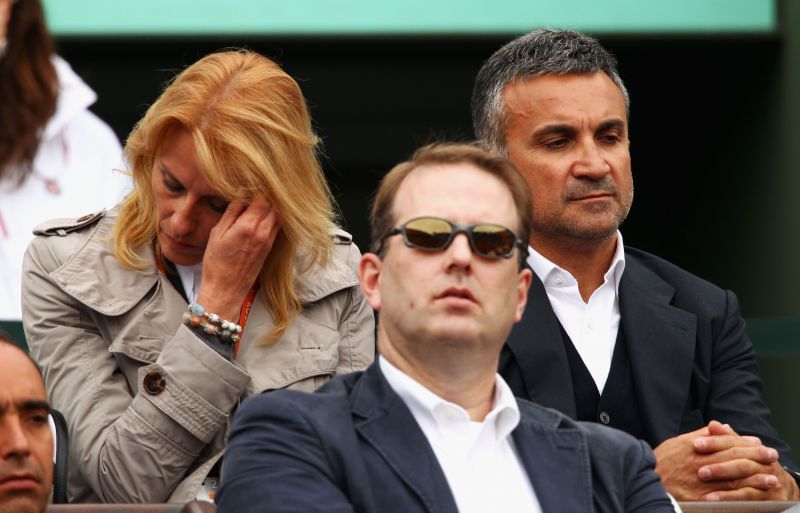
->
[[514, 406, 594, 513], [505, 274, 577, 417], [620, 254, 697, 443], [351, 365, 459, 513]]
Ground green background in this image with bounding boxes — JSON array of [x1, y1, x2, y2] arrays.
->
[[42, 0, 775, 35]]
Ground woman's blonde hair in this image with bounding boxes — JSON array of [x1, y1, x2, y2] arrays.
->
[[114, 49, 337, 343]]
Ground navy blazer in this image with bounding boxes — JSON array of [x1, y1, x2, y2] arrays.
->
[[217, 363, 673, 513], [500, 246, 799, 471]]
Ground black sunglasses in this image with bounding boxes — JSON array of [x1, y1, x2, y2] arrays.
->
[[377, 216, 524, 260]]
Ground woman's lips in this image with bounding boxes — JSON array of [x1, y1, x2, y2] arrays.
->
[[163, 232, 200, 252]]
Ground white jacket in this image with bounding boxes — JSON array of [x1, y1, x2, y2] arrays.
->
[[0, 55, 130, 320]]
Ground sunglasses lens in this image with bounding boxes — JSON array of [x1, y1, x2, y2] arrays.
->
[[403, 218, 453, 250], [472, 224, 516, 258]]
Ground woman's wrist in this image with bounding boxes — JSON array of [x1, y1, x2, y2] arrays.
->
[[195, 291, 242, 322], [182, 302, 243, 360]]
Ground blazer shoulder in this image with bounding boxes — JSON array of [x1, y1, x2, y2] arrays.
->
[[624, 245, 729, 300], [240, 370, 363, 415], [516, 397, 579, 430]]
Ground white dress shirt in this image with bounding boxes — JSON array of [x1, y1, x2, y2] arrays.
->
[[176, 263, 203, 304], [379, 356, 542, 513], [526, 232, 626, 393]]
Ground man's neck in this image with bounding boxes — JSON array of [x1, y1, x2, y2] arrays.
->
[[532, 233, 618, 302], [378, 334, 497, 421]]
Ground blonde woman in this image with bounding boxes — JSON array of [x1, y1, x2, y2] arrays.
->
[[22, 50, 375, 503]]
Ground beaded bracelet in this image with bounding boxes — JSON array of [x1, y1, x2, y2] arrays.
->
[[182, 312, 241, 344], [184, 303, 243, 345], [188, 303, 243, 334]]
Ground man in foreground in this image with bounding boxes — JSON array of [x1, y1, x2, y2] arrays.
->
[[0, 333, 53, 513], [471, 28, 799, 501], [216, 143, 674, 513]]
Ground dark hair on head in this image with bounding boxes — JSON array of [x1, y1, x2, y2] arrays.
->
[[369, 142, 532, 268], [472, 28, 629, 154], [0, 0, 58, 183]]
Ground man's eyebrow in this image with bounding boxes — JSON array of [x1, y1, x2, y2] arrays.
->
[[597, 119, 626, 133], [20, 400, 51, 412], [0, 399, 50, 416], [532, 123, 576, 139]]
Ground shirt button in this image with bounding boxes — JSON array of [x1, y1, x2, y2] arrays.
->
[[554, 275, 564, 285], [599, 411, 611, 425], [143, 371, 166, 395], [587, 318, 594, 329]]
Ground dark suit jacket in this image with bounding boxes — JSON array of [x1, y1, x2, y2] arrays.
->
[[216, 363, 673, 513], [501, 246, 799, 471]]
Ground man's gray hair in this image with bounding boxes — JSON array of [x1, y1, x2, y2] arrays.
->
[[471, 28, 630, 155]]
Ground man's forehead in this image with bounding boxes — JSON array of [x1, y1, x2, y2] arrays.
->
[[395, 163, 495, 202], [0, 344, 46, 400], [503, 72, 626, 117], [391, 162, 517, 225]]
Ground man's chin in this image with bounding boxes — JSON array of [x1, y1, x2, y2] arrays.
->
[[539, 217, 623, 244], [430, 322, 484, 348], [0, 492, 49, 513]]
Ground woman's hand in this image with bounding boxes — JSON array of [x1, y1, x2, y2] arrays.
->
[[196, 198, 281, 320]]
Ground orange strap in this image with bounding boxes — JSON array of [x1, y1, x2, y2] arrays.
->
[[234, 286, 259, 358]]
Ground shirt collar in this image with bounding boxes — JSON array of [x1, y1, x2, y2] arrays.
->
[[379, 355, 520, 442], [526, 231, 626, 295], [175, 262, 203, 304]]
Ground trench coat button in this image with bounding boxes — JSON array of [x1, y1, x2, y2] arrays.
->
[[143, 371, 166, 395], [599, 411, 611, 425]]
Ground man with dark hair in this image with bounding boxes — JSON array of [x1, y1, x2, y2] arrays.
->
[[472, 28, 799, 501], [0, 334, 53, 513], [216, 143, 674, 513]]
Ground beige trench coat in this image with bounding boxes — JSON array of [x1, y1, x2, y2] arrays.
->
[[22, 207, 375, 503]]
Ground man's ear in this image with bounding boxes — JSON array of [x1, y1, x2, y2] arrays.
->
[[358, 253, 383, 312], [514, 268, 533, 322]]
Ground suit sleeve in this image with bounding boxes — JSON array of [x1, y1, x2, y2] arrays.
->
[[22, 236, 250, 502], [626, 439, 680, 513], [706, 290, 799, 473], [585, 421, 675, 513], [216, 393, 357, 513]]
